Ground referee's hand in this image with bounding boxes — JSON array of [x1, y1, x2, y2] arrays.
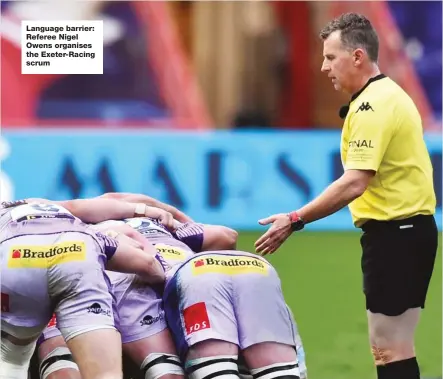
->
[[255, 213, 292, 255]]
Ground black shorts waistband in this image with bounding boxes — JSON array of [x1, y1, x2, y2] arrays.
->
[[361, 214, 435, 233]]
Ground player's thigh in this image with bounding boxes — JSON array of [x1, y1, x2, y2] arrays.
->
[[242, 342, 298, 368], [163, 269, 238, 360], [187, 340, 239, 360], [66, 328, 122, 379]]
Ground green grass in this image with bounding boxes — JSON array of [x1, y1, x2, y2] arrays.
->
[[237, 231, 442, 379]]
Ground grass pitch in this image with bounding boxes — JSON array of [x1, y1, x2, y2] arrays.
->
[[236, 231, 442, 379]]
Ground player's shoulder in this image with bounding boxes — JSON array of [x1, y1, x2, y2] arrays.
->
[[349, 77, 409, 117]]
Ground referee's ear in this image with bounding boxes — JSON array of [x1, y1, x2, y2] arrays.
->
[[353, 48, 365, 66]]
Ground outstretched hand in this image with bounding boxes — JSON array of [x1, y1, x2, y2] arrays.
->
[[255, 213, 293, 255]]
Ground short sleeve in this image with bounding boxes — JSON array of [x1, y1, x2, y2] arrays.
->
[[344, 104, 395, 171], [173, 222, 204, 252]]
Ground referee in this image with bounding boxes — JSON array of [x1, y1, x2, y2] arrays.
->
[[255, 13, 438, 379]]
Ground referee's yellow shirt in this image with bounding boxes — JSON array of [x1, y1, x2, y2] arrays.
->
[[341, 74, 436, 227]]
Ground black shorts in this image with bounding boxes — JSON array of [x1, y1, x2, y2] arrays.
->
[[360, 214, 438, 316]]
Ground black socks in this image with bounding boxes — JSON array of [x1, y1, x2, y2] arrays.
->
[[377, 357, 420, 379]]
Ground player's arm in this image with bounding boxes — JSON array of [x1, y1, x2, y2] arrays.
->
[[200, 225, 238, 251], [99, 192, 194, 223], [59, 198, 146, 223], [94, 222, 154, 254], [256, 102, 395, 254], [27, 197, 172, 226], [172, 221, 238, 252], [294, 102, 394, 223], [104, 238, 166, 285], [293, 169, 373, 223]]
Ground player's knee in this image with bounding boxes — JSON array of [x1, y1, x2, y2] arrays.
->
[[250, 361, 300, 379], [185, 356, 238, 379], [141, 353, 184, 379], [370, 326, 415, 365], [371, 342, 414, 366], [371, 344, 394, 366], [39, 346, 79, 379]]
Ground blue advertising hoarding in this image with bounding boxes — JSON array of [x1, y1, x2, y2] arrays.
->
[[1, 130, 441, 230]]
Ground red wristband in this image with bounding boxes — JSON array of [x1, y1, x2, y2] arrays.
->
[[288, 211, 302, 223]]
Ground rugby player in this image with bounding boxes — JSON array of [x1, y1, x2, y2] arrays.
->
[[108, 216, 304, 379], [0, 198, 167, 379]]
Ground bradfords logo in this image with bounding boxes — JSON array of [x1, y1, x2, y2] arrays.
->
[[191, 256, 268, 276], [8, 241, 86, 269], [155, 244, 187, 260]]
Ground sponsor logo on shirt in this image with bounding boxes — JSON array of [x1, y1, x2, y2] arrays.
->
[[348, 140, 374, 149], [191, 256, 268, 276], [140, 311, 165, 326], [356, 102, 374, 113], [8, 241, 86, 269], [183, 302, 210, 335], [155, 244, 187, 260]]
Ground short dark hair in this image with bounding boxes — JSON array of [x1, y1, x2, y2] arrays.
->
[[319, 13, 379, 62]]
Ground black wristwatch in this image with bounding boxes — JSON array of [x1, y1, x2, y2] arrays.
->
[[288, 211, 305, 232]]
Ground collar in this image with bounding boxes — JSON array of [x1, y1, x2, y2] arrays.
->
[[339, 74, 387, 119]]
